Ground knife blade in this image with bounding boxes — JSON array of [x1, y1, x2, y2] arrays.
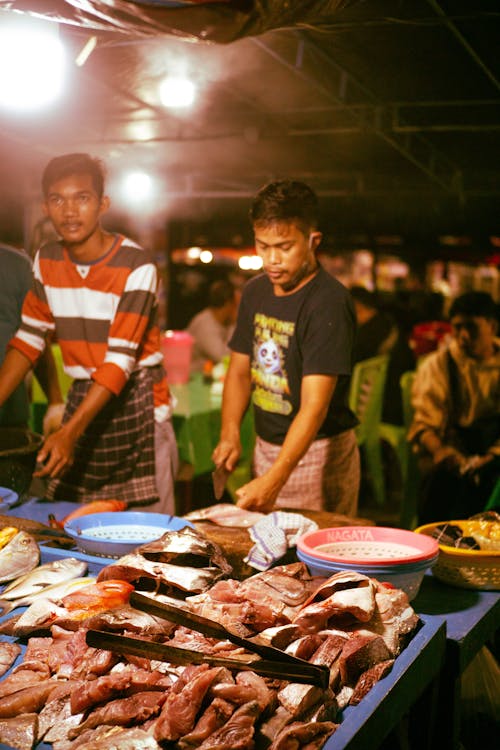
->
[[211, 464, 229, 500]]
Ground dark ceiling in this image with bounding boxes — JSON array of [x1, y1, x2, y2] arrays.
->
[[0, 1, 499, 259]]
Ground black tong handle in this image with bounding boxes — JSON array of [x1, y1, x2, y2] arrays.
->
[[86, 629, 329, 689], [129, 591, 329, 686]]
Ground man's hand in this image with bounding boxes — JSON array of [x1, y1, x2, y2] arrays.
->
[[42, 402, 66, 436], [35, 425, 76, 478], [212, 436, 241, 474], [432, 445, 466, 472], [235, 472, 284, 514]]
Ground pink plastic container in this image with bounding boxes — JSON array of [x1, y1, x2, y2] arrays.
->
[[161, 330, 194, 384]]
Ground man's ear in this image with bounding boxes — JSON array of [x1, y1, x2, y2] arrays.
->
[[309, 231, 322, 251], [100, 194, 111, 213]]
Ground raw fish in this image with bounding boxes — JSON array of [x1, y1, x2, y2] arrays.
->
[[0, 531, 39, 584], [0, 569, 92, 617], [1, 556, 87, 599], [185, 503, 265, 528]]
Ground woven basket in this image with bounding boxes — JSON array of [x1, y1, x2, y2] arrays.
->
[[415, 521, 500, 591]]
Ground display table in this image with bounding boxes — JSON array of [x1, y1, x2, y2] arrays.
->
[[412, 574, 500, 750], [1, 501, 498, 750], [0, 541, 446, 750]]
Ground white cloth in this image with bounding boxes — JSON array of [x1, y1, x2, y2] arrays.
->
[[244, 511, 318, 571]]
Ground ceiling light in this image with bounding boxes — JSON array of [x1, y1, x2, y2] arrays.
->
[[199, 250, 213, 264], [0, 19, 66, 111], [159, 76, 196, 108], [122, 171, 153, 203]]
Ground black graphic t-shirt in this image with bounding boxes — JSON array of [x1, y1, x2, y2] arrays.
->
[[230, 266, 358, 444]]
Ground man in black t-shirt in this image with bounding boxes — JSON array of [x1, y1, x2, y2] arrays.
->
[[212, 181, 360, 515]]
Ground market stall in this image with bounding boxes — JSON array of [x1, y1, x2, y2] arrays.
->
[[0, 497, 497, 750]]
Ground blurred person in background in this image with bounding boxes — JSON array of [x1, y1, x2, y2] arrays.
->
[[409, 291, 500, 522], [0, 154, 177, 514], [0, 242, 64, 433], [186, 279, 239, 374], [350, 286, 398, 363], [213, 179, 359, 515], [350, 285, 416, 426]]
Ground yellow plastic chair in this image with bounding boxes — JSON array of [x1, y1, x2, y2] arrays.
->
[[348, 354, 389, 507]]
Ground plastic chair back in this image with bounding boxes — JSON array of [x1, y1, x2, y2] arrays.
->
[[348, 355, 389, 506], [399, 370, 420, 528], [349, 355, 389, 446]]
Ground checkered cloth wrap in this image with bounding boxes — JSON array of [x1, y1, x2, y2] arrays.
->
[[45, 366, 162, 505], [253, 429, 360, 516], [245, 511, 319, 571]]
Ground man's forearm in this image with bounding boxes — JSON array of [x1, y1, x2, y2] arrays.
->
[[63, 381, 114, 441], [220, 361, 251, 440], [34, 346, 64, 405], [0, 349, 33, 407]]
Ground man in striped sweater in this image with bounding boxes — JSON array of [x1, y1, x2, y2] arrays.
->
[[0, 153, 178, 513]]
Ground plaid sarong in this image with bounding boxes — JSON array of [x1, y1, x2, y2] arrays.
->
[[45, 367, 160, 505], [253, 429, 360, 516]]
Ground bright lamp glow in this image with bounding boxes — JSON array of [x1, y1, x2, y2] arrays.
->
[[0, 21, 66, 111], [159, 76, 196, 108], [199, 250, 213, 264], [239, 255, 263, 271], [122, 171, 153, 202]]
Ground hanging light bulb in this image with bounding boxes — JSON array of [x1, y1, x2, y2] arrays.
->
[[0, 18, 67, 111], [159, 76, 196, 108]]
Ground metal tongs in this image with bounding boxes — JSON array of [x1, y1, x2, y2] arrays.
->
[[86, 591, 329, 689]]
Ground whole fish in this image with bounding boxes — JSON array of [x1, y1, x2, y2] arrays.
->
[[0, 558, 89, 616], [1, 557, 88, 600], [0, 531, 40, 584]]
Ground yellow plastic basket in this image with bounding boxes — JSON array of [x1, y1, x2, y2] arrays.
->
[[414, 521, 500, 591]]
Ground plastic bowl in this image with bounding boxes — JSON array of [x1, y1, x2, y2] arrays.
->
[[64, 511, 194, 558], [297, 526, 439, 565], [296, 526, 439, 601]]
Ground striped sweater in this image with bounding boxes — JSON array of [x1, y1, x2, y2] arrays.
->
[[9, 235, 170, 412]]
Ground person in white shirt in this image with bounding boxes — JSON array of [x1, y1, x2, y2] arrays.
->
[[187, 280, 239, 373]]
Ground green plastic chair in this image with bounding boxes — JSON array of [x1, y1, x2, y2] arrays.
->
[[397, 370, 420, 529], [348, 354, 389, 507], [30, 344, 73, 433]]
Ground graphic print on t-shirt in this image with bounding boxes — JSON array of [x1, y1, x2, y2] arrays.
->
[[251, 312, 293, 415]]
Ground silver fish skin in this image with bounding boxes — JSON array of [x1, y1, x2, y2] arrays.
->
[[0, 531, 40, 584], [0, 576, 96, 621], [1, 556, 88, 600]]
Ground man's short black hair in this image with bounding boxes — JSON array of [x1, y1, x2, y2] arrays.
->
[[250, 179, 319, 234], [42, 153, 106, 198], [449, 291, 498, 321], [209, 280, 235, 308]]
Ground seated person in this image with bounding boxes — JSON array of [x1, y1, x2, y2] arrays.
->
[[408, 291, 500, 523], [350, 286, 398, 363], [187, 280, 239, 373]]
